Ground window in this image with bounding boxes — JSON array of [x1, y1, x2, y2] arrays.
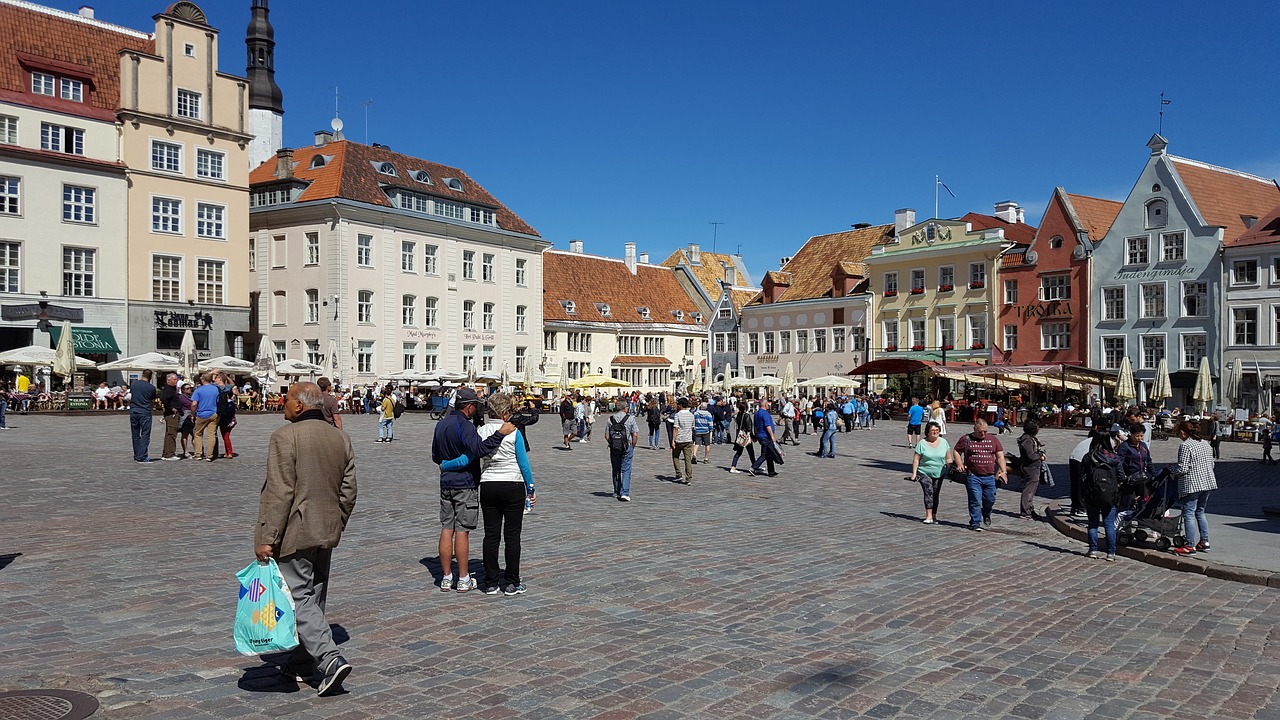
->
[[1102, 337, 1126, 370], [1182, 281, 1208, 317], [305, 233, 319, 265], [813, 328, 827, 352], [462, 250, 475, 279], [176, 89, 201, 119], [851, 326, 865, 353], [796, 330, 809, 353], [1234, 307, 1258, 345], [0, 242, 18, 293], [1160, 232, 1185, 262], [1040, 274, 1070, 300], [883, 272, 898, 294], [1126, 236, 1149, 265], [357, 341, 374, 374], [1003, 324, 1018, 351], [271, 235, 286, 266], [462, 300, 475, 330], [377, 162, 396, 176], [357, 290, 373, 323], [483, 302, 495, 331], [152, 197, 182, 234], [152, 255, 181, 301], [1146, 199, 1167, 229], [59, 78, 83, 102], [436, 199, 465, 220], [938, 316, 955, 348], [305, 289, 319, 323], [779, 331, 791, 354], [196, 149, 225, 180], [748, 333, 760, 354], [910, 319, 925, 348], [424, 245, 438, 274], [61, 247, 94, 297], [1182, 334, 1206, 369], [151, 141, 181, 172], [515, 305, 527, 333], [41, 123, 83, 155], [939, 266, 954, 290], [0, 115, 16, 145], [482, 253, 494, 282], [31, 72, 54, 95], [271, 292, 286, 325], [833, 327, 845, 352], [424, 343, 440, 372], [274, 341, 286, 363], [882, 322, 898, 350], [402, 342, 418, 370], [196, 203, 225, 239], [61, 185, 94, 223], [515, 347, 527, 374], [402, 295, 416, 326], [424, 297, 439, 327], [684, 338, 694, 356], [1003, 279, 1018, 304], [714, 334, 726, 354], [1141, 283, 1166, 318], [184, 43, 196, 58], [763, 332, 775, 354], [1276, 307, 1280, 345], [569, 332, 593, 353], [482, 345, 495, 372], [356, 234, 373, 267], [617, 336, 639, 355], [1041, 322, 1070, 350], [0, 176, 18, 215], [1233, 259, 1258, 285], [469, 207, 494, 225], [1103, 287, 1126, 321], [967, 315, 987, 348], [543, 331, 557, 351], [307, 341, 323, 367], [969, 263, 986, 286], [1141, 334, 1164, 369], [515, 258, 527, 286], [719, 308, 732, 319], [196, 259, 224, 304], [910, 269, 925, 292], [401, 241, 415, 272], [1049, 236, 1064, 249]]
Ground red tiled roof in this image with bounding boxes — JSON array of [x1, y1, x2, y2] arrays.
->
[[958, 213, 1037, 243], [1171, 157, 1280, 244], [1230, 205, 1280, 249], [0, 2, 152, 118], [1063, 192, 1122, 241], [999, 250, 1028, 268], [746, 224, 892, 306], [611, 355, 672, 366], [249, 140, 539, 237], [543, 250, 703, 325], [660, 248, 755, 296]]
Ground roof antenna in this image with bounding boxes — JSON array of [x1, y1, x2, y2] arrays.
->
[[329, 86, 344, 140], [1158, 91, 1171, 134], [709, 222, 723, 254], [362, 99, 373, 145]]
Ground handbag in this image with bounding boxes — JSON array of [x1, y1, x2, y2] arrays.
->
[[735, 428, 752, 447], [946, 464, 967, 484]]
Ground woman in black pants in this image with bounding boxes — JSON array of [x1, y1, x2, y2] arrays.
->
[[729, 400, 757, 474], [475, 393, 537, 595]]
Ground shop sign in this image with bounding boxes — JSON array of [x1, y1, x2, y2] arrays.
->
[[1011, 300, 1072, 319], [155, 310, 214, 330], [407, 329, 441, 340], [1113, 266, 1196, 281], [462, 332, 496, 342]]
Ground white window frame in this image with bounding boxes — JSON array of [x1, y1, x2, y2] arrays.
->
[[968, 263, 986, 287], [1180, 333, 1207, 370], [195, 149, 225, 181], [150, 139, 182, 173], [0, 115, 17, 145], [402, 295, 416, 327], [462, 300, 475, 330], [1232, 258, 1259, 286], [967, 314, 987, 348], [424, 297, 440, 328], [305, 289, 319, 324], [515, 258, 527, 286], [41, 122, 84, 155], [61, 246, 95, 297], [151, 253, 183, 303], [515, 305, 527, 333], [356, 234, 373, 267], [1039, 273, 1071, 301], [482, 253, 495, 282], [1003, 279, 1018, 304], [881, 321, 898, 350], [1140, 282, 1166, 319], [1160, 231, 1185, 262], [305, 232, 319, 266], [1102, 286, 1126, 321], [1125, 235, 1150, 265], [357, 290, 374, 324], [1040, 322, 1071, 351], [1140, 332, 1165, 370], [482, 302, 495, 331], [883, 272, 898, 294], [937, 316, 955, 349], [938, 265, 954, 290], [1181, 280, 1208, 318], [0, 241, 20, 293], [909, 268, 925, 293], [357, 341, 374, 374], [909, 318, 926, 349], [151, 196, 183, 235], [176, 89, 202, 120], [1003, 324, 1018, 351], [0, 175, 19, 216], [195, 202, 226, 239], [61, 184, 95, 224], [31, 72, 55, 96], [59, 77, 83, 102], [195, 257, 224, 305], [402, 342, 417, 371], [1233, 305, 1260, 346], [462, 250, 475, 280], [1101, 336, 1126, 370], [401, 241, 415, 272], [424, 245, 439, 275]]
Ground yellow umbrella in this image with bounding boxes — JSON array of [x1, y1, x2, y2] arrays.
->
[[569, 373, 629, 389], [1114, 355, 1136, 403]]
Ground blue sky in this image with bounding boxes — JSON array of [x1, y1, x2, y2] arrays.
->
[[80, 0, 1280, 281]]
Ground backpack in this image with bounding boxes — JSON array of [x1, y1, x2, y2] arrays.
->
[[1083, 449, 1119, 508], [216, 387, 236, 419], [393, 399, 406, 418], [607, 416, 629, 453], [646, 406, 661, 425]]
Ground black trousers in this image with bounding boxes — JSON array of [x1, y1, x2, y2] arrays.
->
[[1069, 458, 1084, 512], [480, 482, 526, 587]]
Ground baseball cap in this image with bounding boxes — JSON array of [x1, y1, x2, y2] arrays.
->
[[456, 387, 481, 405]]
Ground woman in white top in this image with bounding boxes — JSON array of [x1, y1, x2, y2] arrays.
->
[[476, 393, 537, 595], [930, 400, 948, 436]]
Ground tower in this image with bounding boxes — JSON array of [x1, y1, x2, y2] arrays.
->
[[246, 0, 284, 169]]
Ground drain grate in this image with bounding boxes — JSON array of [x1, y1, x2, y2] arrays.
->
[[0, 690, 98, 720]]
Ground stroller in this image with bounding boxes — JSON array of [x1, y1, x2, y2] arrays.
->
[[1117, 468, 1186, 550]]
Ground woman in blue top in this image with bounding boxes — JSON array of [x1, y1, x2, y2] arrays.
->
[[910, 421, 954, 524]]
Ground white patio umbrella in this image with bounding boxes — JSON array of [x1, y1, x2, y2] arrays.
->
[[722, 362, 733, 388], [782, 361, 796, 394], [569, 373, 629, 389], [97, 352, 183, 372], [382, 369, 429, 383], [276, 358, 324, 377], [0, 345, 95, 369], [1149, 358, 1173, 408], [1192, 356, 1215, 414], [179, 328, 197, 379], [559, 362, 569, 392], [254, 335, 276, 377], [1114, 356, 1136, 404], [52, 321, 77, 382], [797, 375, 862, 388], [200, 355, 257, 373], [1224, 358, 1243, 408]]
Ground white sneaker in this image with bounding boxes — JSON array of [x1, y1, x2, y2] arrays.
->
[[728, 468, 741, 474], [619, 495, 630, 502], [456, 576, 478, 593]]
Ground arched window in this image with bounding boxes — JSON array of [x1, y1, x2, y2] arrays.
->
[[1146, 198, 1168, 229]]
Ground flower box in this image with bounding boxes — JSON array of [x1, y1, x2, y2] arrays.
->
[[909, 288, 925, 295], [939, 284, 954, 292], [911, 344, 925, 351], [970, 343, 986, 350], [968, 281, 985, 290], [883, 290, 898, 297], [942, 344, 954, 351], [885, 345, 898, 352]]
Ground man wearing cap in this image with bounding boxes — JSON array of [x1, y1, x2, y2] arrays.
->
[[431, 387, 517, 592]]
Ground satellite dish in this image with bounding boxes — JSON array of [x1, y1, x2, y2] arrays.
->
[[331, 117, 344, 133]]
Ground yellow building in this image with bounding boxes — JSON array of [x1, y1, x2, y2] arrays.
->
[[117, 2, 252, 359]]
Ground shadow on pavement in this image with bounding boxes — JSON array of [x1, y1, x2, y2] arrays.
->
[[0, 553, 20, 571], [1021, 540, 1084, 557], [1220, 519, 1280, 536], [861, 458, 913, 473], [418, 557, 487, 587], [237, 664, 304, 693], [331, 624, 349, 645]]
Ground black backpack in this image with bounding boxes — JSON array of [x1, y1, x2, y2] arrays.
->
[[607, 416, 629, 453], [393, 398, 406, 418], [216, 388, 236, 419], [1083, 449, 1119, 508]]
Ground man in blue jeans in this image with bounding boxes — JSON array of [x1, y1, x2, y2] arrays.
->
[[953, 419, 1008, 531], [129, 370, 157, 463], [606, 399, 638, 501]]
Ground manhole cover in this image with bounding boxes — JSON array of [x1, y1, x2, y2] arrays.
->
[[0, 690, 98, 720]]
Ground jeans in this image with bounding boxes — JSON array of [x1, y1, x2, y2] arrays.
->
[[0, 397, 6, 428], [379, 417, 394, 440], [130, 410, 153, 461], [480, 482, 526, 588], [820, 428, 836, 457], [610, 447, 633, 497], [647, 424, 660, 449], [1087, 505, 1118, 553], [751, 436, 778, 475], [965, 473, 996, 527], [1180, 490, 1211, 547]]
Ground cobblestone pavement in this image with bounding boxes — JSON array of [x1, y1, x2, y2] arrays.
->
[[2, 412, 1280, 719]]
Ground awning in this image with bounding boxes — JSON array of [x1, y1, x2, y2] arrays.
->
[[47, 326, 120, 354]]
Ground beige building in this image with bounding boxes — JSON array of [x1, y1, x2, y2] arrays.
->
[[117, 1, 252, 359]]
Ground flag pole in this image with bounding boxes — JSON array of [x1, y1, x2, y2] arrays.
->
[[934, 175, 940, 220]]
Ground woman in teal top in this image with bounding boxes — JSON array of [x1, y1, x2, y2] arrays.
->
[[910, 421, 954, 524]]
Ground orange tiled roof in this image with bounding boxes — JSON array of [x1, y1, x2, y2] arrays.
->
[[1064, 192, 1122, 241], [1171, 157, 1280, 244], [729, 288, 758, 309], [1229, 204, 1280, 249], [0, 2, 152, 118], [1000, 250, 1028, 268], [958, 213, 1037, 243], [611, 355, 672, 366], [659, 248, 756, 299], [249, 140, 539, 237], [543, 250, 703, 325], [746, 224, 892, 305]]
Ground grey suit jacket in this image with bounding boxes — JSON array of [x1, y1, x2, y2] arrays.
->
[[256, 416, 357, 557]]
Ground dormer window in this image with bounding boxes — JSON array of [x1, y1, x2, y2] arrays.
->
[[377, 162, 397, 176], [1049, 235, 1063, 249], [310, 155, 327, 169], [692, 312, 703, 323], [31, 72, 55, 96], [59, 78, 84, 103], [562, 300, 576, 314], [413, 170, 432, 184], [1145, 198, 1167, 229], [674, 310, 685, 322], [597, 303, 611, 317], [444, 178, 464, 192], [638, 307, 651, 320]]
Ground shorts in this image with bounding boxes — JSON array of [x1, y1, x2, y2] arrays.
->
[[694, 432, 711, 446], [907, 423, 922, 435], [562, 419, 576, 436], [440, 487, 479, 531]]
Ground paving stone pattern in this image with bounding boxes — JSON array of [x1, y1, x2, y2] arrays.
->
[[1, 413, 1279, 719]]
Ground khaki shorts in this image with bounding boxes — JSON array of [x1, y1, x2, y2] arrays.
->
[[440, 488, 479, 531]]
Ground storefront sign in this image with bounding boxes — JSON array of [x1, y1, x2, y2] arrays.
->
[[1113, 266, 1197, 281], [1011, 300, 1072, 319], [462, 332, 496, 342], [407, 330, 441, 340], [155, 310, 214, 330]]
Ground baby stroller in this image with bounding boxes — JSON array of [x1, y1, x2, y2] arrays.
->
[[1117, 468, 1186, 550]]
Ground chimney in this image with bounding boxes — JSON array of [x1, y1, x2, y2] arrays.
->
[[568, 240, 584, 254], [895, 208, 916, 234], [78, 5, 94, 17], [994, 201, 1022, 224], [723, 262, 737, 287], [314, 130, 334, 146], [624, 242, 637, 274], [638, 252, 649, 265], [779, 256, 792, 269], [274, 147, 293, 180], [688, 243, 701, 265]]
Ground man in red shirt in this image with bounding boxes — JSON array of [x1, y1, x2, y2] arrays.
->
[[953, 418, 1008, 531]]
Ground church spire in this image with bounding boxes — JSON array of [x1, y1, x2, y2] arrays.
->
[[246, 0, 283, 114]]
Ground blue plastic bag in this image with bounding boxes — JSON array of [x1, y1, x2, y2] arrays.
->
[[233, 559, 298, 656]]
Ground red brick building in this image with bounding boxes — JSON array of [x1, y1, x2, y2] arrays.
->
[[996, 189, 1121, 366]]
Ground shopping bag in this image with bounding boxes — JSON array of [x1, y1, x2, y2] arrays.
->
[[233, 559, 298, 656]]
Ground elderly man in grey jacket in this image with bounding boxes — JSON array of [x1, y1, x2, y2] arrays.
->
[[255, 381, 357, 697]]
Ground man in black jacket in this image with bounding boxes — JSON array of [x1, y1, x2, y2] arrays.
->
[[159, 372, 181, 460]]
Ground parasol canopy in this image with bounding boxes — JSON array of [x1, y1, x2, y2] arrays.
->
[[1113, 356, 1136, 403], [97, 352, 182, 372], [0, 345, 96, 369], [276, 358, 324, 376], [569, 373, 629, 389], [1191, 356, 1215, 414]]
